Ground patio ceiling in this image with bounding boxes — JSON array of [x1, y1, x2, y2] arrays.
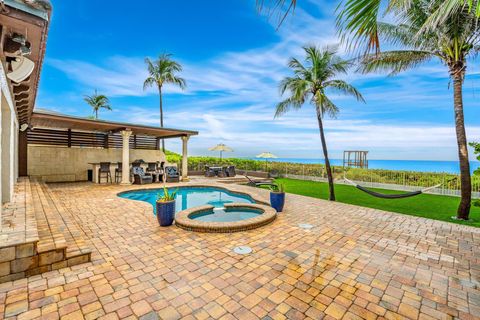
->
[[30, 111, 198, 138]]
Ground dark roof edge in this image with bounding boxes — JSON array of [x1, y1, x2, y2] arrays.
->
[[32, 110, 199, 136]]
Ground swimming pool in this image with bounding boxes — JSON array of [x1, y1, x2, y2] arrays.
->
[[118, 186, 255, 214]]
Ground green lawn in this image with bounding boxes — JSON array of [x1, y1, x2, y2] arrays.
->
[[275, 178, 480, 228]]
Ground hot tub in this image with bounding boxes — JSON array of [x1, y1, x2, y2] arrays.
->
[[175, 203, 276, 233]]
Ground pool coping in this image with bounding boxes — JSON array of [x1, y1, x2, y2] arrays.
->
[[174, 203, 277, 233]]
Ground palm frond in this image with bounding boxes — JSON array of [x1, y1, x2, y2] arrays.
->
[[377, 22, 418, 47], [324, 80, 366, 103], [274, 97, 302, 118], [420, 0, 465, 32], [322, 95, 340, 118], [336, 0, 383, 53], [256, 0, 297, 27], [143, 53, 186, 91], [276, 46, 363, 119], [143, 77, 156, 90], [83, 90, 111, 115], [145, 57, 156, 75], [358, 50, 434, 75]]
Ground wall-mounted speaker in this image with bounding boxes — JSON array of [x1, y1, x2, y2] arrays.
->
[[7, 56, 35, 83]]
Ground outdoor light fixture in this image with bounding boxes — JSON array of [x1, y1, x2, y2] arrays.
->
[[19, 123, 30, 132]]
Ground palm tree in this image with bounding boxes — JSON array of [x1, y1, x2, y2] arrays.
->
[[83, 90, 111, 120], [337, 0, 479, 220], [275, 46, 365, 201], [143, 53, 186, 152]]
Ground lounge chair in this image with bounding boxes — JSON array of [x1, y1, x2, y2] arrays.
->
[[205, 166, 216, 177], [217, 167, 227, 178], [226, 166, 236, 177], [244, 174, 277, 188], [132, 167, 153, 185], [165, 166, 180, 182]]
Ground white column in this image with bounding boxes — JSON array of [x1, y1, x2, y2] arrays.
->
[[121, 130, 132, 185], [181, 135, 189, 182]]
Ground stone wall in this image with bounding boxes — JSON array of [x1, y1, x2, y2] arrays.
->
[[28, 145, 166, 182]]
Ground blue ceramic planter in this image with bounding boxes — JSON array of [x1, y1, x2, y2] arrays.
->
[[270, 192, 285, 212], [156, 200, 176, 226]]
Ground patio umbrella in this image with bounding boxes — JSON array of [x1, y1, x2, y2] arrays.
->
[[256, 152, 278, 172], [209, 143, 233, 160]]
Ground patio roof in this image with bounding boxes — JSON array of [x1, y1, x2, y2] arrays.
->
[[30, 110, 198, 138]]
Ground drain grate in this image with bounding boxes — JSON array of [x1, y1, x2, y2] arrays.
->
[[298, 223, 314, 229], [233, 246, 253, 255]]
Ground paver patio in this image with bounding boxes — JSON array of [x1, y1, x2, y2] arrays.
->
[[1, 177, 479, 320]]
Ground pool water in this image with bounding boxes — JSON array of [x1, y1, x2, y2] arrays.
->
[[118, 187, 255, 214], [190, 207, 263, 222]]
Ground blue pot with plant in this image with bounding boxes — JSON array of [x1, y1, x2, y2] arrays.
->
[[156, 186, 178, 226], [270, 183, 285, 212]]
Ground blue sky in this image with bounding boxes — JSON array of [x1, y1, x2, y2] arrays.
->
[[36, 0, 480, 160]]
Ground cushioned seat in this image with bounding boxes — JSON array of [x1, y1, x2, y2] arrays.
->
[[132, 167, 153, 184], [165, 166, 180, 182]]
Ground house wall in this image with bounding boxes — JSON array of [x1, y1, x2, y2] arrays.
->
[[0, 62, 19, 226], [27, 145, 166, 182]]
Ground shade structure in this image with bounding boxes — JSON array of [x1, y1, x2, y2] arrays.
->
[[256, 152, 278, 171], [209, 143, 233, 160]]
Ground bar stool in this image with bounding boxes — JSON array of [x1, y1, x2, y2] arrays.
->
[[98, 162, 112, 183], [115, 162, 122, 183]]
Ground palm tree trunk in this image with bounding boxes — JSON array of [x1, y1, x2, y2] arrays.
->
[[159, 85, 165, 152], [452, 70, 471, 220], [316, 107, 336, 201], [95, 109, 98, 120]]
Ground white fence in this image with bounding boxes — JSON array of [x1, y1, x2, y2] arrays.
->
[[282, 166, 480, 198], [190, 161, 480, 198]]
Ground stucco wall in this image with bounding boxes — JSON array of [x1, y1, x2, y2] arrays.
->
[[28, 145, 166, 182]]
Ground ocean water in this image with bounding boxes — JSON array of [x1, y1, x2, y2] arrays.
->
[[251, 158, 480, 174]]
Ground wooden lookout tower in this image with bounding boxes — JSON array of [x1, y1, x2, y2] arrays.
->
[[343, 151, 369, 169]]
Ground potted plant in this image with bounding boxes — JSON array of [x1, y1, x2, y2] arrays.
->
[[156, 186, 178, 226], [270, 183, 285, 212]]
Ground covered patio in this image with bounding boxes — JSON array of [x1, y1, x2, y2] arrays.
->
[[21, 110, 198, 183]]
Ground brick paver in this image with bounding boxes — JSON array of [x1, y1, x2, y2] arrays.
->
[[1, 177, 479, 319]]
